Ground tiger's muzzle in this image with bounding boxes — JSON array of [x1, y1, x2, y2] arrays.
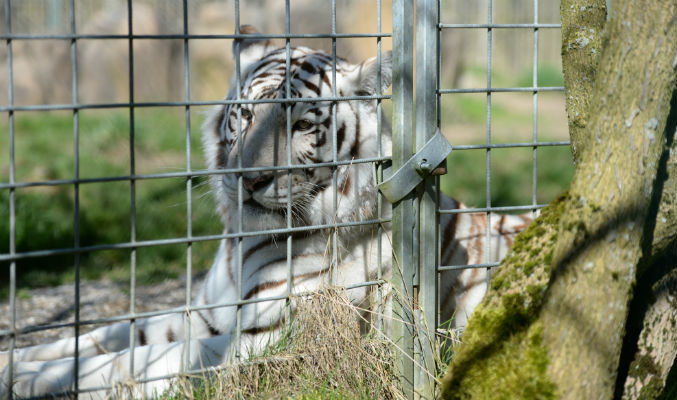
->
[[241, 174, 274, 193]]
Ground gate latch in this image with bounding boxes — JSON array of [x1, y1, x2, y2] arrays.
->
[[378, 129, 452, 203]]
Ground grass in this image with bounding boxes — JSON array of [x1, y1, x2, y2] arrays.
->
[[153, 291, 467, 400], [158, 289, 402, 400], [441, 145, 574, 208], [438, 62, 573, 207], [517, 64, 565, 88], [0, 109, 221, 297]]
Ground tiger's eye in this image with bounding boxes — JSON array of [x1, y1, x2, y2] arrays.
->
[[293, 119, 314, 131], [239, 108, 252, 119]]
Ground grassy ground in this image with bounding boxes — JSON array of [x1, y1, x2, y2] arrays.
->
[[0, 64, 574, 296], [0, 108, 221, 296], [158, 290, 401, 400], [441, 142, 574, 208], [439, 63, 573, 208]]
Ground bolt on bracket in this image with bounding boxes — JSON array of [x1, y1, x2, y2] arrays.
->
[[378, 129, 452, 203]]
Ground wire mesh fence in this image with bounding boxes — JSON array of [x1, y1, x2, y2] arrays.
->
[[428, 0, 568, 395], [0, 0, 570, 398], [436, 0, 567, 271]]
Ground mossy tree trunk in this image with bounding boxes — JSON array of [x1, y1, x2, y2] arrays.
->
[[560, 0, 606, 164], [441, 1, 677, 399]]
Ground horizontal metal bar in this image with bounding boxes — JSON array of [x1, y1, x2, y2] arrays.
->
[[30, 347, 322, 399], [0, 294, 287, 337], [0, 94, 392, 113], [437, 262, 500, 272], [0, 32, 392, 41], [438, 204, 546, 214], [0, 217, 391, 262], [451, 141, 570, 150], [5, 355, 281, 400], [439, 23, 560, 29], [0, 280, 387, 337], [344, 279, 386, 290], [16, 357, 286, 399], [0, 156, 391, 189], [438, 86, 564, 94]]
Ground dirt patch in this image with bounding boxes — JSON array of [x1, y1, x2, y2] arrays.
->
[[0, 273, 206, 351]]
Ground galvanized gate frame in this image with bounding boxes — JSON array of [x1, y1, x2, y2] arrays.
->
[[386, 0, 445, 398]]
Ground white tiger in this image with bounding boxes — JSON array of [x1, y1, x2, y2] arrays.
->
[[0, 26, 532, 399]]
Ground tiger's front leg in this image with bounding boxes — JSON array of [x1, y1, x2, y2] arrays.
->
[[0, 310, 208, 370], [1, 333, 234, 399]]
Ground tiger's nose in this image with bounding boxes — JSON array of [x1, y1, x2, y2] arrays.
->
[[241, 174, 274, 192]]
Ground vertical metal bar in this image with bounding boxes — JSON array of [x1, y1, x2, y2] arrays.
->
[[47, 0, 63, 32], [484, 0, 493, 264], [532, 0, 539, 212], [126, 0, 137, 378], [414, 0, 438, 397], [182, 0, 192, 372], [435, 0, 443, 327], [233, 0, 243, 361], [330, 0, 339, 285], [69, 0, 81, 396], [376, 0, 384, 332], [284, 0, 293, 328], [436, 0, 442, 132], [5, 0, 16, 397], [392, 0, 416, 398]]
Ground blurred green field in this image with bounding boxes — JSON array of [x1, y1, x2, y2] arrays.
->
[[0, 109, 222, 296], [0, 73, 574, 294], [439, 63, 573, 207], [440, 145, 574, 208]]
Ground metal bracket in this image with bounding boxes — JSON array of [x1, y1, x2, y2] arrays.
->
[[378, 129, 452, 203]]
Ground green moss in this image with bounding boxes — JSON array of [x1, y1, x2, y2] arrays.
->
[[629, 353, 660, 379], [543, 250, 554, 266], [637, 373, 665, 400], [490, 274, 509, 291], [627, 352, 664, 400], [524, 260, 538, 275], [441, 322, 556, 399], [526, 284, 547, 306], [441, 192, 569, 399]]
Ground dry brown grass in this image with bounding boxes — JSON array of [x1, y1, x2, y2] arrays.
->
[[162, 288, 404, 400]]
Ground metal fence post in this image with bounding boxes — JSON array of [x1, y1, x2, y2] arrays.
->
[[5, 0, 16, 398], [392, 0, 416, 398], [68, 0, 81, 396], [415, 0, 438, 397]]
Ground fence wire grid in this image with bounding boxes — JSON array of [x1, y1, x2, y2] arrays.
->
[[1, 0, 569, 398]]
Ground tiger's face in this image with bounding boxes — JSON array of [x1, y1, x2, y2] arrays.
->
[[204, 33, 392, 230]]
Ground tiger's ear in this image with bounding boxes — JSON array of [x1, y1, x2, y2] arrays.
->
[[349, 51, 393, 96], [232, 25, 273, 73]]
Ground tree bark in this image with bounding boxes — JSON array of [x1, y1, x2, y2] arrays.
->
[[619, 104, 677, 399], [560, 0, 607, 164], [440, 0, 677, 398], [621, 258, 677, 400], [541, 0, 677, 395]]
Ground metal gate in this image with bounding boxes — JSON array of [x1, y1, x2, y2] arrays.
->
[[388, 0, 565, 397]]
